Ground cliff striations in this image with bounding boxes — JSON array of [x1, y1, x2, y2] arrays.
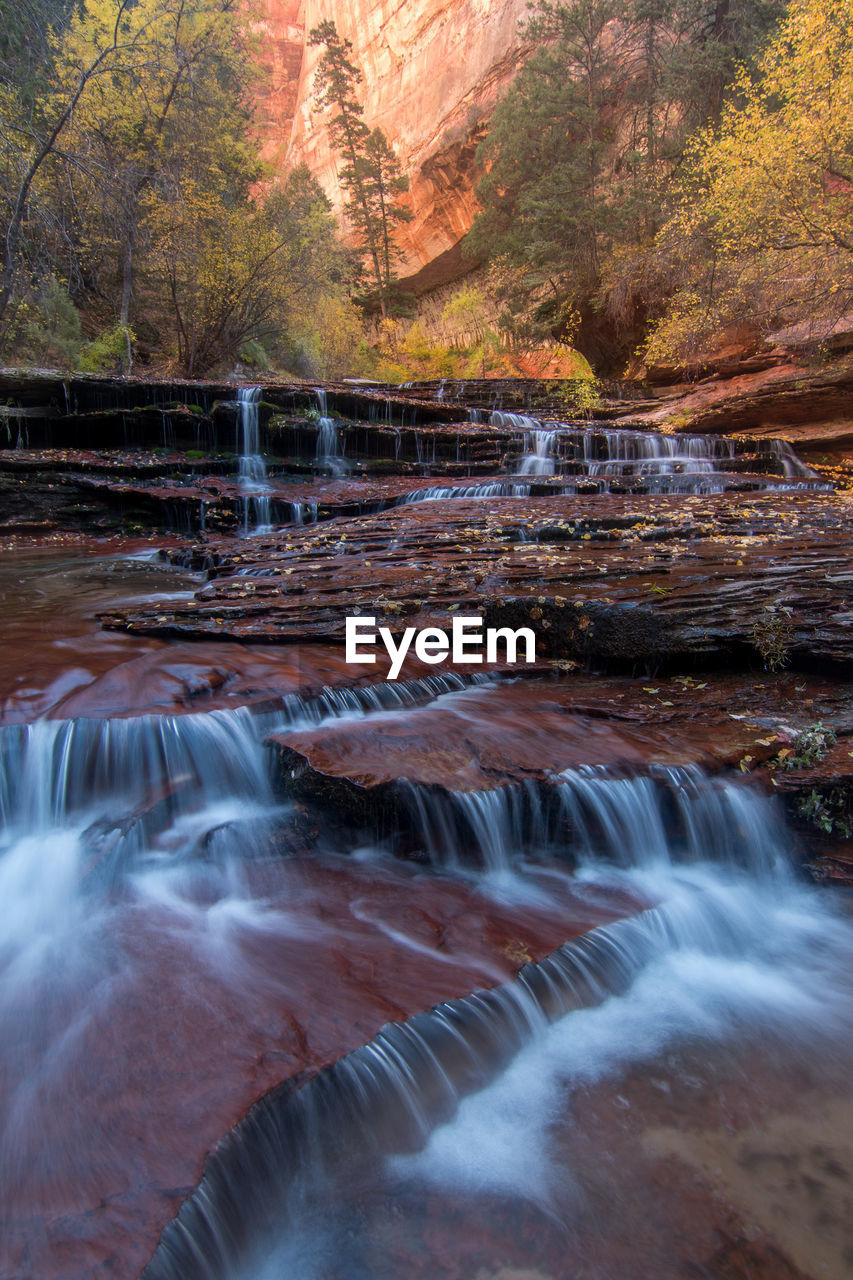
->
[[253, 0, 529, 290]]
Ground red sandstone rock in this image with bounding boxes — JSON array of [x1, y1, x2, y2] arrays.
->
[[255, 0, 530, 287], [102, 491, 853, 672], [270, 678, 789, 802], [0, 855, 643, 1278]]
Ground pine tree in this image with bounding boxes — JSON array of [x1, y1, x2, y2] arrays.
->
[[309, 20, 411, 318], [467, 0, 622, 355], [467, 0, 786, 367]]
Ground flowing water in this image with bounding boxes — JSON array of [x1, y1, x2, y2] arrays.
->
[[1, 549, 850, 1277], [485, 416, 825, 494], [0, 393, 850, 1279], [315, 388, 348, 474], [518, 429, 558, 476], [237, 387, 272, 533], [139, 770, 853, 1280]]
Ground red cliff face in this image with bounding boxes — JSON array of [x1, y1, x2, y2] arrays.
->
[[253, 0, 529, 290]]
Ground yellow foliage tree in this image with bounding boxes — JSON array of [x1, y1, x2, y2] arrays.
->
[[647, 0, 853, 363], [144, 166, 345, 377], [1, 0, 358, 376], [0, 0, 258, 356]]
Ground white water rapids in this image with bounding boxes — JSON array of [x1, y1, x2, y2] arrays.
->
[[0, 553, 850, 1280]]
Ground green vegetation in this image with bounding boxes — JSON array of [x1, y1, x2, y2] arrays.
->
[[4, 0, 848, 380], [784, 722, 837, 770], [469, 0, 853, 371], [797, 788, 852, 839], [308, 20, 412, 321], [646, 0, 853, 365], [78, 324, 135, 374], [468, 0, 787, 370], [770, 723, 852, 839], [0, 1, 359, 377]]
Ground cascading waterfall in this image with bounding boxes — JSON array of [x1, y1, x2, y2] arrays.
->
[[314, 388, 347, 474], [0, 672, 495, 882], [490, 411, 541, 430], [1, 376, 848, 1280], [518, 429, 557, 476], [2, 626, 851, 1280], [488, 419, 827, 494], [138, 762, 853, 1280], [396, 766, 788, 878], [399, 481, 531, 504], [759, 436, 822, 479], [0, 668, 519, 1279], [237, 387, 272, 533]]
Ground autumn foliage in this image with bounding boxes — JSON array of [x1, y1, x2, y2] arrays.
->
[[0, 0, 355, 376], [647, 0, 853, 364]]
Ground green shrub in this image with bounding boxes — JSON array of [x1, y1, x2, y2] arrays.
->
[[14, 278, 82, 368], [797, 787, 851, 838], [559, 376, 601, 418], [785, 722, 837, 768], [78, 324, 134, 373], [238, 338, 271, 371]]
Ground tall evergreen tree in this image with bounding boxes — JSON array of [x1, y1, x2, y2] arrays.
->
[[309, 20, 411, 318], [468, 0, 786, 367]]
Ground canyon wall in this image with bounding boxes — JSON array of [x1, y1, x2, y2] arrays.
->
[[254, 0, 529, 291]]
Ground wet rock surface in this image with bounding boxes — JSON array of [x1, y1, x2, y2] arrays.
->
[[270, 677, 786, 797], [0, 853, 643, 1280], [302, 1034, 850, 1280], [99, 490, 853, 673], [1, 372, 853, 1279], [268, 671, 853, 874], [616, 355, 853, 482]]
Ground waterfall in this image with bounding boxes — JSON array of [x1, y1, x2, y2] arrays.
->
[[518, 429, 557, 476], [490, 410, 541, 432], [137, 762, 853, 1280], [396, 766, 788, 879], [760, 437, 822, 479], [0, 673, 491, 842], [3, 655, 851, 1280], [487, 411, 559, 478], [315, 417, 346, 474], [477, 420, 826, 494], [314, 389, 347, 474], [237, 387, 271, 534], [399, 481, 531, 504]]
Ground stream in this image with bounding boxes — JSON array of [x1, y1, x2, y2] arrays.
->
[[0, 379, 851, 1280]]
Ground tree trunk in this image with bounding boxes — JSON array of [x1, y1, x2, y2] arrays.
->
[[119, 226, 135, 374]]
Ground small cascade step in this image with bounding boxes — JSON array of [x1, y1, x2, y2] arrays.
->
[[138, 766, 794, 1280], [313, 388, 349, 475], [268, 678, 791, 866], [236, 386, 271, 533]]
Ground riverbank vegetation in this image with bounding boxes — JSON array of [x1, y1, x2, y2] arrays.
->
[[469, 0, 853, 375], [0, 0, 353, 378], [0, 0, 850, 381]]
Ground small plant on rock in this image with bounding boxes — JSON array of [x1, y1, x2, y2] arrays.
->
[[797, 787, 852, 838], [785, 722, 837, 769], [751, 604, 794, 670]]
